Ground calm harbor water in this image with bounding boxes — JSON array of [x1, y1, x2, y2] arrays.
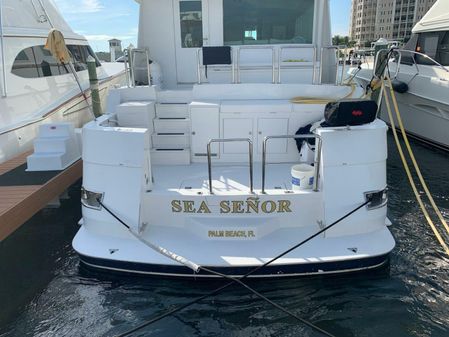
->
[[1, 133, 449, 337]]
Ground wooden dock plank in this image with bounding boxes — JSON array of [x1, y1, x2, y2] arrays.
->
[[0, 151, 32, 175], [0, 160, 82, 241]]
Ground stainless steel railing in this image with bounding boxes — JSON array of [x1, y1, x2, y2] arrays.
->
[[0, 0, 6, 97], [237, 46, 276, 84], [319, 45, 347, 85], [261, 134, 322, 194], [207, 138, 254, 194], [126, 48, 151, 87], [389, 49, 449, 79], [278, 45, 317, 84], [196, 48, 236, 84]]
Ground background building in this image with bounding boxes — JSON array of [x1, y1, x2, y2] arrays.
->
[[350, 0, 437, 47], [108, 39, 123, 62]]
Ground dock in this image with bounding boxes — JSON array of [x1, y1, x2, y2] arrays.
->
[[0, 151, 82, 241]]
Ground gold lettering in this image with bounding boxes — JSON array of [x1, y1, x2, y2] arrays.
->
[[198, 201, 211, 214], [183, 200, 196, 213], [232, 201, 245, 213], [220, 201, 231, 213], [261, 200, 276, 213], [278, 200, 292, 213], [246, 198, 259, 214], [171, 200, 182, 212], [248, 230, 255, 237]]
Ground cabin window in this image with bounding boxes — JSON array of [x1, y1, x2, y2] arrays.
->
[[415, 31, 448, 66], [179, 1, 203, 48], [223, 0, 314, 45], [11, 44, 101, 78]]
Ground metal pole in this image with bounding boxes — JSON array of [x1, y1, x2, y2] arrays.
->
[[67, 61, 96, 120], [0, 0, 7, 97], [271, 47, 275, 84], [145, 49, 151, 85], [197, 48, 201, 84], [87, 56, 102, 118], [312, 46, 317, 84], [207, 142, 213, 194]]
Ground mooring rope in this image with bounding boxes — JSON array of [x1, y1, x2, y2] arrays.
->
[[381, 78, 449, 255], [96, 198, 372, 337]]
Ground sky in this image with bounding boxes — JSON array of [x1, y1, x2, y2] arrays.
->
[[54, 0, 352, 52]]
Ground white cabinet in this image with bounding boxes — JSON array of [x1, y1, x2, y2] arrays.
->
[[257, 118, 289, 154], [222, 118, 253, 154], [191, 107, 219, 158]]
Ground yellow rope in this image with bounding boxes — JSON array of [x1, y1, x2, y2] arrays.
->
[[382, 80, 449, 255], [290, 83, 357, 104]]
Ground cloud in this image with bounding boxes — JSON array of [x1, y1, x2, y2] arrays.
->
[[53, 0, 104, 14]]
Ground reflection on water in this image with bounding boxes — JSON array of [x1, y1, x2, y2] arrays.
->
[[1, 133, 449, 337]]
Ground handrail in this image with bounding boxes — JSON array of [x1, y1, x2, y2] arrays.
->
[[127, 48, 151, 87], [196, 48, 236, 84], [262, 134, 322, 194], [319, 45, 347, 85], [207, 138, 253, 194], [0, 0, 6, 97], [237, 46, 276, 84], [278, 45, 317, 84], [391, 49, 449, 79]]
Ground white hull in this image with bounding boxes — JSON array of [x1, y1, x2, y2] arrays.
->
[[352, 63, 449, 151], [73, 83, 395, 278]]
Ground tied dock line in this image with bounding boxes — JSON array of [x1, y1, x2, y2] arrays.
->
[[95, 197, 372, 337]]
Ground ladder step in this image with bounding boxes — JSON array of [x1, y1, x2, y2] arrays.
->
[[152, 133, 190, 149], [156, 103, 189, 118], [154, 118, 190, 133], [150, 148, 190, 165]]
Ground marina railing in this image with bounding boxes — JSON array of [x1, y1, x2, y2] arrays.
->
[[0, 0, 6, 97], [207, 138, 253, 194], [277, 45, 317, 84], [261, 134, 322, 194]]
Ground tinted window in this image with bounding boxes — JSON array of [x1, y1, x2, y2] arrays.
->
[[437, 32, 449, 66], [223, 0, 314, 45], [416, 31, 446, 66], [12, 44, 101, 78], [180, 1, 203, 48]]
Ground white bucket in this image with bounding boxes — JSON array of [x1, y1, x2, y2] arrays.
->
[[291, 164, 315, 190]]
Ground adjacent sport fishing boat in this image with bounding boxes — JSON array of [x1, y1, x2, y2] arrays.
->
[[0, 0, 126, 163], [351, 0, 449, 151], [73, 0, 395, 278]]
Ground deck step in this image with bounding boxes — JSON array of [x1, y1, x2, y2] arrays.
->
[[150, 148, 191, 165], [152, 133, 190, 149], [116, 101, 155, 129], [156, 103, 189, 118], [153, 118, 190, 134]]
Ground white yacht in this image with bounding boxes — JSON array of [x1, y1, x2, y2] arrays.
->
[[73, 0, 395, 278], [0, 0, 126, 163], [351, 0, 449, 151]]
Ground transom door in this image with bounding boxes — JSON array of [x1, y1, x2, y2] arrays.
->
[[173, 0, 209, 83]]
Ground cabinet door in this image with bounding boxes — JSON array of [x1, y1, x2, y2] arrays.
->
[[222, 118, 253, 154], [191, 108, 219, 157], [257, 118, 289, 154]]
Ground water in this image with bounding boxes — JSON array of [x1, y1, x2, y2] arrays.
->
[[1, 133, 449, 337]]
